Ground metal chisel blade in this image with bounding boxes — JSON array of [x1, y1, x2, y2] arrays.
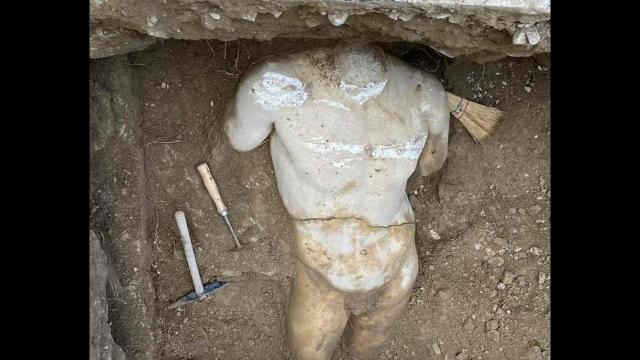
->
[[222, 214, 242, 249]]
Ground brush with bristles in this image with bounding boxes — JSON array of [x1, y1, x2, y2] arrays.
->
[[446, 92, 504, 143]]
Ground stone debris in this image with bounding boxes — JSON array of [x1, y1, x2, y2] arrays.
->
[[437, 288, 452, 301], [487, 329, 501, 341], [432, 342, 442, 355], [489, 256, 505, 267], [529, 247, 542, 256], [538, 271, 546, 284], [502, 270, 515, 285], [528, 205, 542, 216], [485, 319, 499, 331], [463, 316, 476, 331]]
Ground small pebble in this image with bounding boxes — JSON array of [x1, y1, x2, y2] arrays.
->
[[539, 176, 546, 186], [456, 352, 470, 360], [462, 317, 475, 331], [485, 319, 499, 330], [494, 237, 508, 248], [497, 282, 505, 290], [528, 205, 542, 216], [518, 208, 526, 215], [430, 229, 441, 240], [538, 271, 546, 284], [437, 288, 452, 300], [502, 271, 515, 285], [525, 345, 543, 358], [147, 15, 159, 27], [488, 256, 505, 267], [429, 265, 435, 271], [517, 276, 528, 287], [432, 343, 442, 355], [487, 329, 501, 341], [524, 86, 531, 93], [529, 247, 542, 256]]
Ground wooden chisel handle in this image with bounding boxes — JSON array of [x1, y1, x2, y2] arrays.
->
[[197, 163, 227, 215]]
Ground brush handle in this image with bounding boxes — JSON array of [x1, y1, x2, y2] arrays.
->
[[446, 92, 468, 119], [175, 211, 204, 296], [197, 163, 228, 216]]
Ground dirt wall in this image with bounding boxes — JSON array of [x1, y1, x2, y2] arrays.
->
[[90, 0, 550, 62]]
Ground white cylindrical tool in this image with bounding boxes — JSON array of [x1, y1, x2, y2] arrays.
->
[[174, 211, 204, 296]]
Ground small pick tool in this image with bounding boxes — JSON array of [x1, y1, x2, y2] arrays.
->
[[168, 211, 228, 309]]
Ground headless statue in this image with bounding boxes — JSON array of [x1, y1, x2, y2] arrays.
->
[[223, 42, 450, 359]]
